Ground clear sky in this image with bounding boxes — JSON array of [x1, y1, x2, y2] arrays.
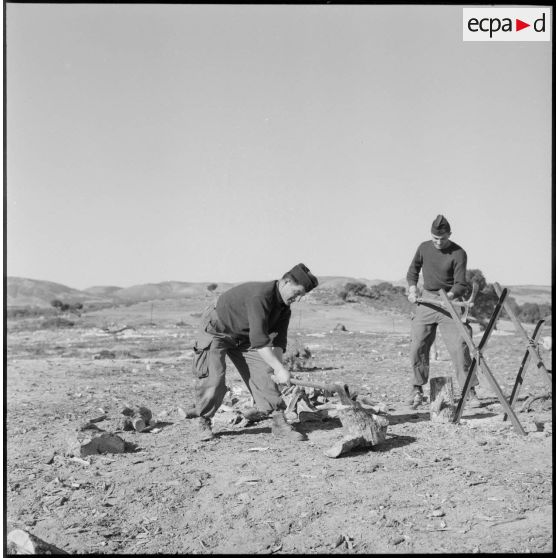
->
[[6, 4, 553, 289]]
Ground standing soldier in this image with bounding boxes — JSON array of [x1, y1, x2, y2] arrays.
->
[[406, 215, 481, 408], [189, 263, 318, 442]]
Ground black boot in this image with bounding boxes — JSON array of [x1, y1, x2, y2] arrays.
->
[[467, 387, 482, 408], [241, 407, 270, 423], [194, 417, 214, 442], [406, 385, 424, 408], [271, 411, 306, 441]]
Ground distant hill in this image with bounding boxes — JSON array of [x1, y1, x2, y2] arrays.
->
[[83, 286, 123, 297], [112, 281, 235, 302], [316, 277, 393, 290], [6, 277, 110, 307], [504, 285, 552, 306], [6, 276, 552, 308], [6, 277, 235, 307]]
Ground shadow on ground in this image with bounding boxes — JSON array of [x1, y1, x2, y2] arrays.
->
[[388, 411, 431, 425], [374, 434, 417, 452]]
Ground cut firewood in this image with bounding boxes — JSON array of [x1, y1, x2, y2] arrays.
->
[[132, 417, 147, 432], [7, 529, 68, 554], [289, 378, 389, 457], [120, 405, 153, 431], [429, 377, 456, 423]]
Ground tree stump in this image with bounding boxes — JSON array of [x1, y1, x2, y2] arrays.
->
[[429, 377, 456, 423], [324, 403, 389, 458], [288, 380, 389, 458], [7, 529, 68, 554], [323, 383, 389, 459]]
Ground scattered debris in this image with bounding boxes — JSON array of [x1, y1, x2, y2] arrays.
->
[[333, 534, 354, 549], [120, 405, 153, 432], [283, 386, 324, 422], [520, 394, 552, 413], [44, 452, 56, 465], [89, 414, 107, 423], [212, 410, 243, 426], [241, 408, 269, 422], [101, 325, 135, 335], [333, 323, 348, 332], [67, 430, 127, 457], [79, 421, 103, 432], [93, 350, 117, 360], [488, 516, 527, 527], [358, 396, 389, 414], [235, 477, 262, 486], [7, 529, 68, 554], [69, 456, 91, 466]]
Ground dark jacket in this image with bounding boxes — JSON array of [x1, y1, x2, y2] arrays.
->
[[407, 240, 468, 298], [215, 281, 291, 351]]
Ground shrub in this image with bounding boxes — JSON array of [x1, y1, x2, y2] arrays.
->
[[41, 317, 75, 329], [338, 281, 369, 300], [50, 299, 83, 316], [519, 302, 541, 324], [466, 269, 550, 326], [7, 307, 57, 319]]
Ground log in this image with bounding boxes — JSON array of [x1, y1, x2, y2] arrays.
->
[[289, 379, 389, 457], [7, 529, 68, 554], [429, 377, 456, 423], [324, 403, 389, 458]]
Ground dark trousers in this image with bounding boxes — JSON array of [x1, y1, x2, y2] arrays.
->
[[410, 300, 478, 390], [192, 307, 284, 419]]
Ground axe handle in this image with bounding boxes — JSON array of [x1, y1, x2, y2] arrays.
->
[[289, 378, 351, 393], [417, 297, 471, 308]]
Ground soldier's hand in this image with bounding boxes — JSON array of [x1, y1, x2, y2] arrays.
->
[[407, 286, 418, 304], [271, 366, 291, 385]]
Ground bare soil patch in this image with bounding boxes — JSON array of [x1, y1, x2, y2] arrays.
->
[[5, 298, 553, 554]]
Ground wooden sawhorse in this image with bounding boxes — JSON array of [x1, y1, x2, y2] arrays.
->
[[436, 288, 527, 435], [493, 282, 552, 421]]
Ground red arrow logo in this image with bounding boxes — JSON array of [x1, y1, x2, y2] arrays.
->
[[516, 19, 530, 31]]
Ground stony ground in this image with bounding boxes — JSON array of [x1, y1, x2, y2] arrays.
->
[[5, 297, 554, 554]]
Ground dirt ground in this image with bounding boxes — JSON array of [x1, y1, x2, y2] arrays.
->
[[5, 297, 554, 554]]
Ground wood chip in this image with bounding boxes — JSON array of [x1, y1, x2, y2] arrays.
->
[[88, 415, 107, 423], [235, 477, 261, 486], [69, 457, 90, 466]]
